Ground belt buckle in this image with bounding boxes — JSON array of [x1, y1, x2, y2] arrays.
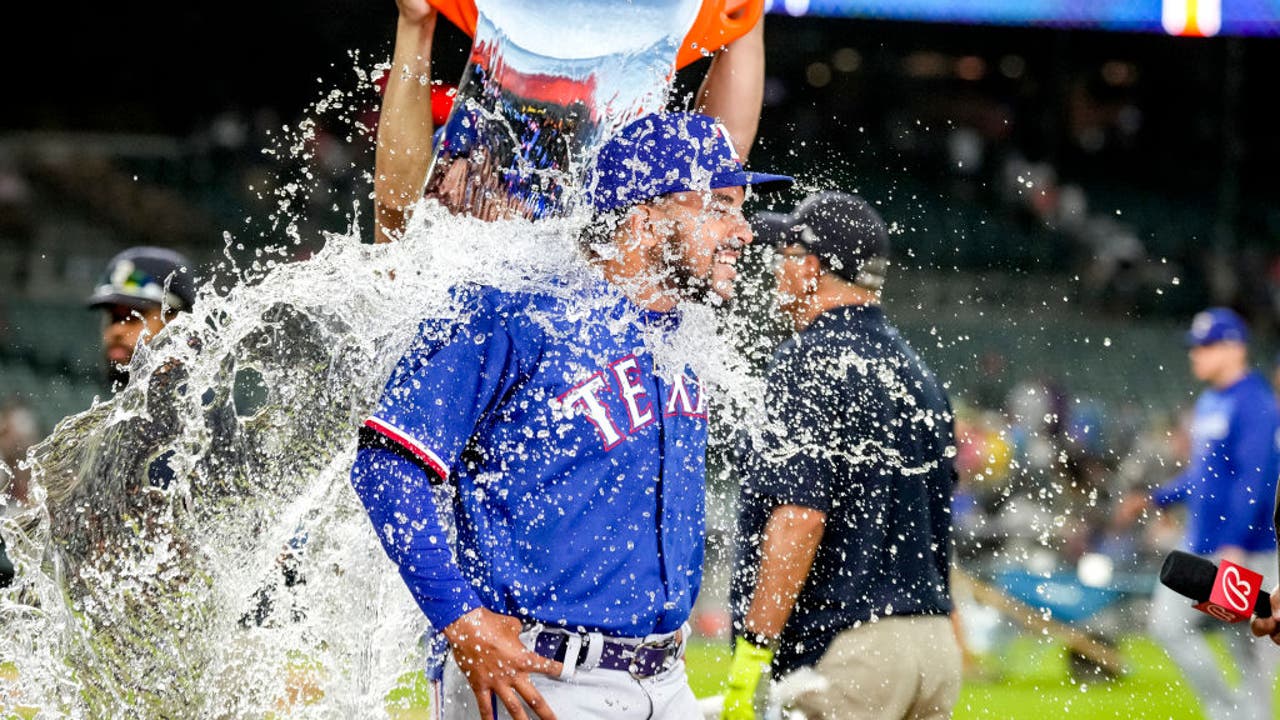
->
[[626, 634, 679, 680]]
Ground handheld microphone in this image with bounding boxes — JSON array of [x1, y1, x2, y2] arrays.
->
[[1159, 550, 1270, 622]]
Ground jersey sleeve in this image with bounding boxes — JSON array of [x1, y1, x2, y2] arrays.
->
[[363, 293, 522, 482], [350, 444, 482, 630]]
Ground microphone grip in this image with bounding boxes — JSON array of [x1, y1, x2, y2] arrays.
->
[[1159, 550, 1274, 621]]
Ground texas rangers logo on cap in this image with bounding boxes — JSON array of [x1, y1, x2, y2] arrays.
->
[[1190, 311, 1215, 341], [712, 122, 742, 164], [1186, 307, 1249, 347], [586, 112, 792, 213]]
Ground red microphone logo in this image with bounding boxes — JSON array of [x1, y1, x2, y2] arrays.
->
[[1194, 560, 1263, 623]]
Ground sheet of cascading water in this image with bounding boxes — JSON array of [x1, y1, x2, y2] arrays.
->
[[0, 2, 762, 718], [427, 0, 702, 219]]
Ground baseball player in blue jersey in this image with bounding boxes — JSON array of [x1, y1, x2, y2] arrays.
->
[[351, 112, 790, 720], [1120, 307, 1280, 720]]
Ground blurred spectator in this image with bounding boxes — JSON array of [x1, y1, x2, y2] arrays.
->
[[951, 371, 1182, 579], [971, 351, 1008, 410], [0, 161, 33, 247], [1003, 376, 1065, 472], [1077, 217, 1146, 312], [82, 247, 198, 498], [950, 404, 1014, 561]]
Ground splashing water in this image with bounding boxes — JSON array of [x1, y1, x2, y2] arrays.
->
[[426, 0, 702, 219], [1, 197, 771, 716]]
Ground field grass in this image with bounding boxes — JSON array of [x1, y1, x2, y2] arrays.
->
[[378, 633, 1256, 719], [950, 636, 1207, 720], [6, 634, 1272, 718], [685, 634, 1252, 720]]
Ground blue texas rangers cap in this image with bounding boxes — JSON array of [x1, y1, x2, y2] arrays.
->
[[587, 112, 792, 213], [1186, 307, 1249, 347]]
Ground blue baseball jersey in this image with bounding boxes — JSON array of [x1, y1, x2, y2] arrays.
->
[[1152, 370, 1280, 554], [351, 282, 708, 637]]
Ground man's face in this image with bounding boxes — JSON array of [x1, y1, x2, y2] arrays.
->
[[641, 186, 751, 303], [1188, 341, 1242, 384], [101, 303, 169, 370], [772, 242, 815, 317]]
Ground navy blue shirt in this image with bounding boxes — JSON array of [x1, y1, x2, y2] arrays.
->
[[352, 283, 708, 636], [1151, 370, 1280, 555], [730, 304, 956, 675]]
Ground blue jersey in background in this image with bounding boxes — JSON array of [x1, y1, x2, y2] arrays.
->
[[1152, 370, 1280, 555]]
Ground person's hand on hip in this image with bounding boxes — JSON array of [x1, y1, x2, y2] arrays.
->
[[443, 608, 564, 720]]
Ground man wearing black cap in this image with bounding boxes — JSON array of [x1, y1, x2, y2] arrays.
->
[[2, 248, 198, 590], [86, 246, 197, 390], [724, 192, 961, 720]]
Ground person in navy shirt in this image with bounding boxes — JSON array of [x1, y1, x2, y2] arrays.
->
[[724, 193, 960, 720], [350, 112, 790, 720], [1121, 307, 1280, 720]]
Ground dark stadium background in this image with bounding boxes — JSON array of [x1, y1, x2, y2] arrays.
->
[[5, 2, 1278, 398]]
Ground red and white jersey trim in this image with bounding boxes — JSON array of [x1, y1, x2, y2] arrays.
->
[[364, 416, 450, 480]]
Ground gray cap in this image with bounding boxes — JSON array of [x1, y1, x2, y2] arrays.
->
[[86, 246, 197, 312]]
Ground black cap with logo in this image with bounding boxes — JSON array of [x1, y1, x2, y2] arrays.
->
[[750, 210, 794, 248], [86, 247, 197, 312], [787, 191, 891, 290]]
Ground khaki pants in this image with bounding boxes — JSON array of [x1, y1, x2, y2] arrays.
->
[[792, 615, 961, 720]]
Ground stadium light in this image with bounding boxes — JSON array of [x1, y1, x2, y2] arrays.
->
[[1163, 0, 1222, 37]]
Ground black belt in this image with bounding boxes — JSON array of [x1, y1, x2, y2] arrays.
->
[[531, 628, 685, 679]]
